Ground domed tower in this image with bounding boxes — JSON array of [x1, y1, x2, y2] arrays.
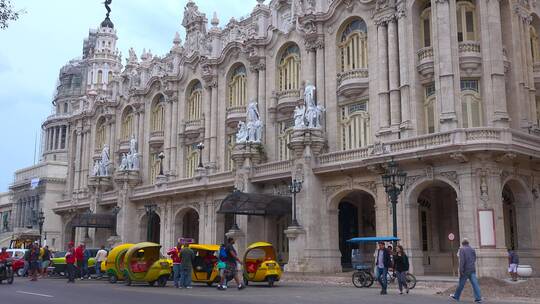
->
[[84, 5, 122, 92]]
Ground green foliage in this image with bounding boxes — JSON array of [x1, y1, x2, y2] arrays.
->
[[0, 0, 24, 30]]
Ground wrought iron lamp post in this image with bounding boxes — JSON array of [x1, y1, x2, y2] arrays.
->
[[144, 204, 157, 242], [381, 160, 407, 247], [197, 142, 205, 168], [112, 206, 121, 236], [288, 179, 303, 227], [37, 209, 45, 246], [158, 152, 165, 175]]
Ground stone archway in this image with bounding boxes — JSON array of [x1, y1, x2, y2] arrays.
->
[[174, 208, 200, 243], [139, 213, 161, 243], [407, 179, 460, 275], [329, 190, 376, 270], [502, 179, 534, 250]]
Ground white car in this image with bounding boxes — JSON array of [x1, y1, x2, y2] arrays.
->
[[7, 248, 27, 259]]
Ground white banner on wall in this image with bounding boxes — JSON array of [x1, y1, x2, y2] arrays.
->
[[478, 209, 496, 247]]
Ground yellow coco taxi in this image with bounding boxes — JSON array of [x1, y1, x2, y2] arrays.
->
[[123, 242, 171, 287], [189, 244, 221, 286], [104, 243, 134, 283], [243, 242, 282, 287]]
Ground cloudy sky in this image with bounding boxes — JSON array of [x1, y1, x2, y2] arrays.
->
[[0, 0, 253, 191]]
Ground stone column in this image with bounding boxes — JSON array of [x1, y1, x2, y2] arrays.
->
[[377, 22, 390, 131], [433, 0, 458, 130], [73, 129, 82, 189], [247, 68, 257, 104], [315, 41, 326, 109], [257, 64, 267, 142], [306, 45, 316, 86], [388, 18, 401, 128], [210, 83, 218, 168], [170, 97, 178, 176], [478, 0, 509, 127], [396, 5, 411, 134], [203, 85, 212, 164], [164, 99, 172, 173]]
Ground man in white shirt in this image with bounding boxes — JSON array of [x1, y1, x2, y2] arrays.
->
[[95, 246, 108, 279]]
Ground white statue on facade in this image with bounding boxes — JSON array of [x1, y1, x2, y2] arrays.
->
[[294, 81, 325, 129], [128, 47, 138, 64], [246, 101, 262, 143], [92, 160, 100, 176], [99, 145, 110, 176], [119, 153, 128, 171], [129, 135, 137, 155], [236, 121, 248, 143]]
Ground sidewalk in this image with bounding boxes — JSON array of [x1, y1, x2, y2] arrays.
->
[[282, 271, 458, 285]]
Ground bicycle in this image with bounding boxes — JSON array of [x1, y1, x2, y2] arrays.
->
[[386, 268, 417, 290], [351, 265, 374, 288]]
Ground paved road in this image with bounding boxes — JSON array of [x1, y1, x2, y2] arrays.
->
[[0, 277, 515, 304]]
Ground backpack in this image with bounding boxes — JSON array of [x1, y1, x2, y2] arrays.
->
[[218, 245, 228, 261]]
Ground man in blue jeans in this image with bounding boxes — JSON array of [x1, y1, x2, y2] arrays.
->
[[451, 238, 482, 303], [375, 241, 391, 295]]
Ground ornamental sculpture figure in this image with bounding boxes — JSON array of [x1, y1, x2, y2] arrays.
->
[[294, 81, 325, 129], [99, 145, 110, 176], [118, 135, 139, 171], [236, 121, 248, 143], [236, 101, 263, 143], [104, 0, 112, 17]]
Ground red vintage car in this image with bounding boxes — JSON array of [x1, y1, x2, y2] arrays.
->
[[12, 258, 26, 277]]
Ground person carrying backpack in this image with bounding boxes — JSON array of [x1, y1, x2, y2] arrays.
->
[[217, 237, 245, 290]]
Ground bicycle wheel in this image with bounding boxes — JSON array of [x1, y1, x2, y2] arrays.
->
[[352, 271, 366, 288], [364, 272, 374, 287], [405, 273, 417, 290]]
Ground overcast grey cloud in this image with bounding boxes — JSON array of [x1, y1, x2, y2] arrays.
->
[[0, 0, 253, 191]]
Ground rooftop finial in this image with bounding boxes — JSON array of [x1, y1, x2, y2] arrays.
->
[[211, 12, 219, 27], [104, 0, 112, 17]]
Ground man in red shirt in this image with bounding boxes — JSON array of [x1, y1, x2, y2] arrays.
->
[[167, 239, 182, 288], [0, 247, 9, 262], [74, 243, 85, 279], [65, 242, 76, 283]]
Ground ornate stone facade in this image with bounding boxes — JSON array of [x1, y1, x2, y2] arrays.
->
[[9, 0, 540, 277]]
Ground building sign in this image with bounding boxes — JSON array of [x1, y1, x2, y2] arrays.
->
[[478, 209, 496, 247]]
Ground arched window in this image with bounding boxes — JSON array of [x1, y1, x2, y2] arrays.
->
[[278, 120, 294, 160], [456, 1, 477, 42], [95, 118, 107, 150], [420, 5, 432, 48], [97, 70, 103, 84], [460, 79, 482, 128], [185, 144, 199, 178], [424, 83, 438, 134], [63, 103, 68, 113], [340, 101, 370, 150], [151, 96, 165, 133], [187, 81, 203, 121], [149, 152, 161, 184], [228, 65, 247, 108], [108, 71, 113, 84], [530, 26, 540, 63], [121, 107, 134, 141], [278, 44, 301, 92], [338, 19, 368, 72]]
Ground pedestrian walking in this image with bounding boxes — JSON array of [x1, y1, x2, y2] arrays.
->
[[180, 243, 195, 288], [394, 245, 410, 295], [217, 237, 245, 290], [375, 241, 391, 295], [27, 244, 40, 281], [95, 245, 108, 279], [450, 238, 482, 303], [41, 246, 51, 278], [167, 240, 183, 288], [507, 249, 519, 282], [75, 243, 87, 279], [65, 242, 76, 283]]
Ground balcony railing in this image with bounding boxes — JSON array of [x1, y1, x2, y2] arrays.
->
[[253, 160, 293, 176], [458, 41, 481, 53], [416, 46, 434, 78], [337, 68, 369, 86]]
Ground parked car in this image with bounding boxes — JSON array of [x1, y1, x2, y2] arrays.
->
[[6, 249, 27, 260], [50, 248, 101, 276]]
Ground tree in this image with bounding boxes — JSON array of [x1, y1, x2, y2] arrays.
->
[[0, 0, 24, 30]]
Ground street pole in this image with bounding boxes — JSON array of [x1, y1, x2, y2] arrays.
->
[[391, 195, 398, 248]]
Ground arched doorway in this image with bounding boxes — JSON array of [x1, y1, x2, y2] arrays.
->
[[336, 191, 376, 269], [174, 208, 199, 243], [140, 213, 161, 243], [502, 180, 533, 250], [409, 180, 460, 275]]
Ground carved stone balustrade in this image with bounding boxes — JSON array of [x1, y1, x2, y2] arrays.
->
[[275, 89, 301, 114], [416, 46, 434, 79], [225, 105, 247, 128], [336, 68, 369, 97], [458, 41, 482, 74], [184, 119, 204, 138], [149, 130, 164, 147]]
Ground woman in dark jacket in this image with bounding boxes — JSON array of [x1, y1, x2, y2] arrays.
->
[[393, 245, 410, 294]]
